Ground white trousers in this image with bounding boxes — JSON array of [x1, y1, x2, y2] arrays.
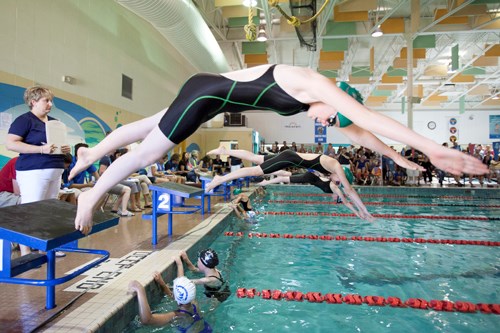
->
[[16, 168, 63, 203]]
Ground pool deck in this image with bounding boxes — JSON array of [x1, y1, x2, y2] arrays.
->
[[0, 181, 498, 332]]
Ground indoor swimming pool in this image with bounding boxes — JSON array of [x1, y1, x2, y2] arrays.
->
[[124, 185, 499, 333]]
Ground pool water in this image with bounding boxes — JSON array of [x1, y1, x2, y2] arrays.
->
[[127, 185, 499, 333]]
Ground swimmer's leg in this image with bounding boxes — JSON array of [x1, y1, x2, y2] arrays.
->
[[75, 126, 174, 234], [270, 170, 292, 177], [205, 166, 264, 192], [258, 176, 290, 186], [207, 146, 265, 165], [69, 108, 168, 180]]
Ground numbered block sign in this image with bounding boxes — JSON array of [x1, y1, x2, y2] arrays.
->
[[156, 193, 171, 213]]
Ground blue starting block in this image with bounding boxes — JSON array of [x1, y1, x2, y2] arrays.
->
[[200, 176, 225, 210], [0, 199, 118, 309], [142, 182, 204, 244], [200, 175, 254, 205]]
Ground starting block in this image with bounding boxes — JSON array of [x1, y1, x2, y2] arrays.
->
[[142, 182, 204, 244], [0, 199, 118, 309]]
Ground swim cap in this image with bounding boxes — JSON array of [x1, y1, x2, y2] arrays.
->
[[337, 82, 364, 104], [233, 188, 241, 195], [173, 276, 196, 304], [199, 248, 219, 268], [247, 210, 256, 219], [343, 166, 354, 185]]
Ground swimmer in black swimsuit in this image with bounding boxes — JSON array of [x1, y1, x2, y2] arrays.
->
[[207, 150, 374, 221], [179, 249, 231, 302], [230, 191, 258, 221], [259, 171, 346, 203], [70, 64, 487, 234]]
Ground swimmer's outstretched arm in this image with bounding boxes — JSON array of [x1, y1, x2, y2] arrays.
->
[[338, 124, 424, 171], [330, 161, 374, 222], [301, 71, 488, 176], [231, 204, 245, 220], [128, 280, 176, 326], [328, 183, 359, 217], [180, 251, 200, 273], [174, 256, 184, 278], [153, 271, 173, 298]]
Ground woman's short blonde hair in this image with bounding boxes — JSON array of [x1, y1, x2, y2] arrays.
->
[[24, 86, 54, 110]]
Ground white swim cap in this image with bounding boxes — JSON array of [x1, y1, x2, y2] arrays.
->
[[173, 276, 196, 304], [247, 211, 256, 219]]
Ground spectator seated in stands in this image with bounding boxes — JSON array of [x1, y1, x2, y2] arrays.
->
[[0, 157, 21, 208], [370, 160, 382, 186], [99, 148, 137, 217]]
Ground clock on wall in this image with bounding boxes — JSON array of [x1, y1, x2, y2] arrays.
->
[[427, 121, 436, 130]]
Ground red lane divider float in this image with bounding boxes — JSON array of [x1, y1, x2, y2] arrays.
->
[[272, 192, 494, 200], [235, 288, 500, 315], [267, 199, 500, 208], [262, 211, 499, 221], [223, 231, 500, 247]]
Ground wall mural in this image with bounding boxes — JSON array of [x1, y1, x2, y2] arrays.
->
[[0, 83, 111, 167]]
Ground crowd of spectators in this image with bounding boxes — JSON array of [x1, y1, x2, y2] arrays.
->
[[257, 140, 500, 187]]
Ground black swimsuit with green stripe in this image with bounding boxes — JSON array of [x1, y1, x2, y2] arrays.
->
[[159, 65, 310, 144], [259, 150, 330, 175]]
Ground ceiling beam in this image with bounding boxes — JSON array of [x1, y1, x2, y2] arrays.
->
[[444, 67, 500, 106], [368, 0, 410, 36], [419, 0, 476, 34], [421, 42, 498, 103]]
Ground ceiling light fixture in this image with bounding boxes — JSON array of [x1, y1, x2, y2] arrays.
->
[[371, 0, 384, 38], [242, 0, 257, 7], [257, 26, 268, 42], [372, 25, 383, 38]]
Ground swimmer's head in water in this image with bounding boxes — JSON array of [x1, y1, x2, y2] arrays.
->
[[343, 166, 354, 185], [233, 188, 242, 195], [199, 248, 219, 268], [247, 210, 256, 219], [173, 276, 196, 304]]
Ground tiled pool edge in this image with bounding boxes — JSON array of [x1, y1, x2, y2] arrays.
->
[[43, 204, 234, 333]]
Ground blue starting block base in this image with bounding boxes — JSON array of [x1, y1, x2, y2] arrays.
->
[[142, 182, 204, 244], [0, 199, 118, 309]]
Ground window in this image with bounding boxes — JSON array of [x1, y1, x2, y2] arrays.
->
[[122, 74, 133, 100]]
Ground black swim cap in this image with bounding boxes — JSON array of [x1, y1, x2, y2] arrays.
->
[[199, 248, 219, 268]]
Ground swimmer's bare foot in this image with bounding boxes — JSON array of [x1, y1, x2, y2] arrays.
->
[[272, 170, 292, 177], [205, 175, 223, 192], [207, 145, 228, 156], [257, 180, 270, 186], [74, 190, 95, 235], [69, 147, 94, 180]]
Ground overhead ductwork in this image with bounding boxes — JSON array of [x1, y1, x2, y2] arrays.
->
[[116, 0, 229, 73]]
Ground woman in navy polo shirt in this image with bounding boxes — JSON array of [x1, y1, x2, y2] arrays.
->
[[6, 86, 71, 255]]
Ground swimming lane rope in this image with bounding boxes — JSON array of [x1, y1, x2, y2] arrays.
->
[[262, 211, 500, 221], [223, 232, 500, 247], [235, 288, 500, 315], [272, 192, 498, 200], [268, 199, 500, 208]]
